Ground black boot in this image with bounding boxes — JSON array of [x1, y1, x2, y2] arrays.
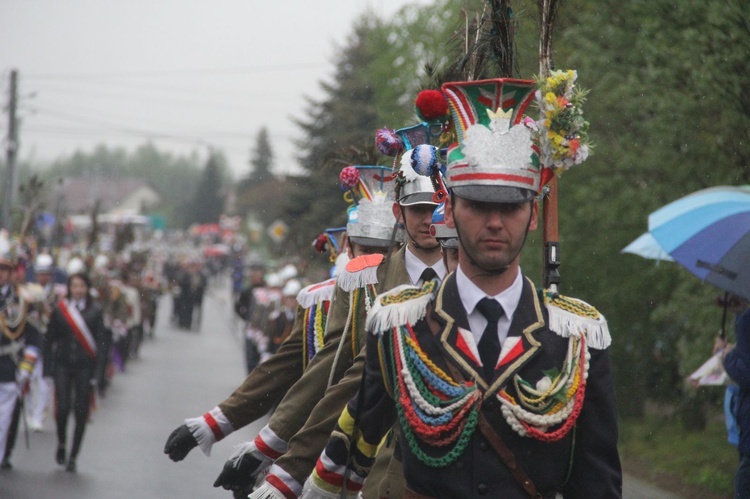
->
[[56, 445, 66, 465], [66, 458, 76, 473]]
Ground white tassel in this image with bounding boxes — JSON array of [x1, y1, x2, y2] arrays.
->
[[228, 440, 270, 468], [332, 251, 350, 278], [366, 284, 434, 335], [547, 298, 611, 350], [248, 483, 287, 499], [300, 476, 360, 499], [296, 279, 336, 309], [184, 416, 214, 457], [337, 265, 379, 293]]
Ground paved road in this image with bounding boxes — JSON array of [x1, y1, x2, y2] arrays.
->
[[0, 280, 264, 499], [0, 278, 683, 498]]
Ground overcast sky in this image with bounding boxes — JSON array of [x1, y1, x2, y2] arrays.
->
[[0, 0, 431, 177]]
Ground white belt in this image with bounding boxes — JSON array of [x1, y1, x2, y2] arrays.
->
[[0, 341, 23, 357]]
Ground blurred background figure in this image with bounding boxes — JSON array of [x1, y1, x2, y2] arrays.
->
[[47, 272, 107, 473], [24, 253, 63, 433]]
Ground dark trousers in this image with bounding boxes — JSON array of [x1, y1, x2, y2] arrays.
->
[[737, 454, 750, 498], [3, 398, 21, 462], [54, 362, 94, 459]]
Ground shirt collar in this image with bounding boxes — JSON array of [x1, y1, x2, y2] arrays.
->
[[404, 245, 447, 286], [456, 264, 524, 321]]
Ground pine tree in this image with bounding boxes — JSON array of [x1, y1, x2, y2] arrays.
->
[[247, 127, 275, 184], [282, 18, 387, 252], [187, 153, 225, 225]]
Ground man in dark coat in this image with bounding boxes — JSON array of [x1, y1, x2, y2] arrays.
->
[[721, 295, 750, 497]]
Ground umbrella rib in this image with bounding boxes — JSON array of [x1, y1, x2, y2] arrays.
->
[[696, 260, 738, 280]]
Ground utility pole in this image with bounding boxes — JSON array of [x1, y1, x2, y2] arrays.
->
[[2, 69, 18, 231]]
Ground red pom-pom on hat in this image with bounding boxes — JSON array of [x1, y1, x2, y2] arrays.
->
[[415, 90, 448, 121], [313, 234, 328, 253], [340, 166, 360, 189]]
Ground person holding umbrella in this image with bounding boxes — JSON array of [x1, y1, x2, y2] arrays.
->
[[720, 294, 750, 497]]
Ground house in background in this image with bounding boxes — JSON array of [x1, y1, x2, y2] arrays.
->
[[57, 177, 161, 215]]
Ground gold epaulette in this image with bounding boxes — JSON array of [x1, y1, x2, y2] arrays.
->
[[544, 290, 611, 350], [365, 280, 438, 336]]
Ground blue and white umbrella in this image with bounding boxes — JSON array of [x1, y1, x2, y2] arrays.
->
[[623, 185, 750, 301]]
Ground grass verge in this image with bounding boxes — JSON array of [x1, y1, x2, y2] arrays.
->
[[619, 409, 736, 498]]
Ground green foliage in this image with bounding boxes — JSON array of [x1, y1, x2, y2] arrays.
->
[[246, 127, 275, 184], [542, 0, 750, 418], [619, 409, 736, 496], [186, 152, 226, 226]]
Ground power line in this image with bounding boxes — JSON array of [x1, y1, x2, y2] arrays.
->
[[24, 125, 299, 142], [32, 106, 209, 146], [24, 63, 328, 80]]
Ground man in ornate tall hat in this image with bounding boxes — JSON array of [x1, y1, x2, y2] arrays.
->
[[0, 252, 42, 469], [305, 78, 621, 498], [239, 111, 452, 498]]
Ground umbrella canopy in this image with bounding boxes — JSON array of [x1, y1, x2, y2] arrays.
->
[[621, 232, 674, 261], [624, 185, 750, 300]]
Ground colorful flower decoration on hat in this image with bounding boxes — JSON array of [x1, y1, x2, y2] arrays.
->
[[534, 69, 591, 181]]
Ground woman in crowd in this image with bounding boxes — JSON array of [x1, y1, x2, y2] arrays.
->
[[47, 272, 106, 472]]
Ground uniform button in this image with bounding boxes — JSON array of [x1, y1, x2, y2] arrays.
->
[[477, 483, 488, 495], [479, 441, 489, 451]]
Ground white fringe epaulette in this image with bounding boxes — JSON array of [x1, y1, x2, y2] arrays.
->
[[296, 278, 336, 309], [336, 254, 384, 292], [545, 291, 611, 350], [365, 281, 438, 336]]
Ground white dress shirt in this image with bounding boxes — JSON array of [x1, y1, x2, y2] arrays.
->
[[456, 265, 524, 346], [404, 245, 447, 286]]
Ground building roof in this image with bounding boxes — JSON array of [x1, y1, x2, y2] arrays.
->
[[58, 177, 160, 214]]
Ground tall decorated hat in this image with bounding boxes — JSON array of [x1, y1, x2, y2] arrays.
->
[[376, 90, 450, 207], [312, 226, 347, 262], [441, 78, 538, 203], [340, 165, 403, 248]]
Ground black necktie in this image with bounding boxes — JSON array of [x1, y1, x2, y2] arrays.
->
[[419, 267, 438, 285], [476, 298, 504, 381]]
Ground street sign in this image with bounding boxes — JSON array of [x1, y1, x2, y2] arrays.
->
[[267, 220, 288, 243]]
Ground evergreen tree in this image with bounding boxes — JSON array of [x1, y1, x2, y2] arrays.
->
[[187, 152, 225, 225], [282, 17, 388, 254], [247, 126, 275, 184]]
